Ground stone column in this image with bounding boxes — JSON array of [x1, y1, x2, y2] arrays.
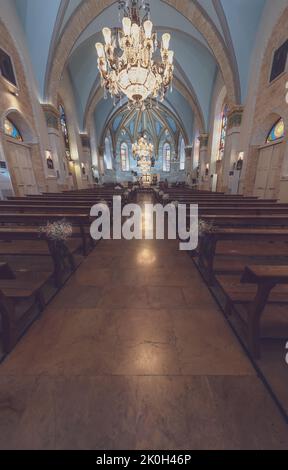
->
[[42, 104, 74, 191], [221, 106, 244, 193], [80, 133, 93, 188], [198, 134, 210, 190], [0, 128, 14, 198], [184, 145, 193, 185], [98, 145, 105, 184]]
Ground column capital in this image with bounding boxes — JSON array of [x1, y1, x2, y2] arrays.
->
[[198, 134, 209, 149], [80, 133, 91, 150], [227, 105, 244, 130], [184, 145, 193, 158], [41, 103, 60, 130]]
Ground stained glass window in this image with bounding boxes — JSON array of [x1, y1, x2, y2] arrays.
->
[[59, 104, 71, 160], [179, 137, 185, 171], [120, 142, 129, 171], [266, 118, 284, 143], [218, 105, 228, 160], [4, 118, 23, 141], [163, 143, 171, 172]]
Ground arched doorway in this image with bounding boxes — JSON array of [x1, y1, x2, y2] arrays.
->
[[253, 117, 285, 199], [2, 111, 38, 197]]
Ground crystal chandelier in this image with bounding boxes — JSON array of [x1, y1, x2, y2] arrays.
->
[[133, 135, 154, 172], [95, 0, 174, 107]]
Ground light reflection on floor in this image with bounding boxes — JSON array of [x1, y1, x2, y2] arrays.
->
[[137, 248, 157, 266]]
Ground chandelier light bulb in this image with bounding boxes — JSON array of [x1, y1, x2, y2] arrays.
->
[[162, 33, 171, 50], [122, 16, 131, 36], [131, 23, 140, 43], [95, 42, 105, 58], [102, 27, 112, 45], [143, 20, 153, 39], [168, 50, 174, 65]]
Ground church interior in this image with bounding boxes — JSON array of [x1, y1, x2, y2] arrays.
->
[[0, 0, 288, 451]]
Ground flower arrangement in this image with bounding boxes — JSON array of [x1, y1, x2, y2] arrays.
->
[[198, 219, 215, 236], [171, 200, 179, 207], [39, 219, 73, 241], [162, 193, 170, 201]]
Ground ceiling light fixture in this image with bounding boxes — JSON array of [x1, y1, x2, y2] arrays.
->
[[95, 0, 174, 108]]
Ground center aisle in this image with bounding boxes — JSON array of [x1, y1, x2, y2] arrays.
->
[[0, 193, 287, 449]]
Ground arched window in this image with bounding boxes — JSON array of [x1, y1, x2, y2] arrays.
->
[[266, 118, 284, 143], [104, 135, 113, 170], [163, 142, 171, 172], [120, 142, 129, 171], [218, 104, 228, 160], [59, 104, 71, 160], [179, 137, 186, 171], [4, 117, 23, 141]]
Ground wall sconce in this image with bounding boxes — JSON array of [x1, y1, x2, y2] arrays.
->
[[205, 163, 209, 176]]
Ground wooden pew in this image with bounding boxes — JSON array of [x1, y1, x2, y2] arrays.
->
[[216, 266, 288, 358], [199, 214, 288, 227], [197, 228, 288, 283], [0, 213, 92, 255], [0, 267, 52, 353], [0, 227, 78, 287]]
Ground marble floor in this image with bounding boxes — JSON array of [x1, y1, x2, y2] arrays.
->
[[0, 234, 288, 449]]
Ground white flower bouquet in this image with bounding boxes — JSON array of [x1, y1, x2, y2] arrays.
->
[[39, 219, 73, 241], [198, 219, 215, 236]]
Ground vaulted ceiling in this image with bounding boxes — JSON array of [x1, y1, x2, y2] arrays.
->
[[14, 0, 267, 142]]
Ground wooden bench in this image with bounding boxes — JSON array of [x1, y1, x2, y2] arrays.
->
[[199, 214, 288, 227], [197, 228, 288, 282], [216, 266, 288, 358], [0, 212, 92, 255], [0, 265, 52, 353], [0, 227, 78, 287]]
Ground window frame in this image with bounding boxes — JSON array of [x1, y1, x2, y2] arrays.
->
[[120, 142, 130, 172], [59, 104, 72, 161], [217, 104, 228, 161], [179, 137, 186, 171], [4, 117, 23, 142], [0, 47, 18, 90], [266, 118, 285, 144], [104, 135, 113, 170], [269, 40, 288, 84], [163, 142, 171, 173]]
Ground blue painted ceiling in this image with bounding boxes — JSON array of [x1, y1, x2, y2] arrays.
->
[[13, 0, 267, 139]]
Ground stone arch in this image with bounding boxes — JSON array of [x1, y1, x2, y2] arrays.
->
[[251, 112, 285, 147], [2, 109, 37, 144], [45, 0, 239, 106]]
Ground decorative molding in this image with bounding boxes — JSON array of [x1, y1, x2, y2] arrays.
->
[[198, 134, 209, 149], [227, 106, 244, 130], [42, 104, 59, 130], [184, 146, 193, 158]]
